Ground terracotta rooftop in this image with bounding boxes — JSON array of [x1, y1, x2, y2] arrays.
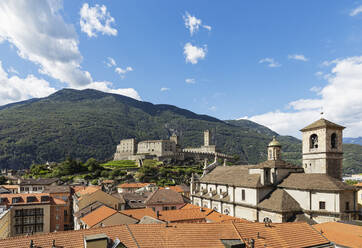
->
[[74, 201, 104, 218], [117, 182, 153, 188], [234, 222, 331, 248], [145, 188, 186, 205], [0, 222, 332, 248], [0, 184, 19, 189], [200, 166, 262, 188], [120, 208, 157, 220], [258, 189, 302, 213], [167, 184, 190, 193], [74, 186, 101, 198], [205, 211, 249, 223], [181, 204, 250, 223], [158, 207, 213, 222], [81, 205, 117, 228], [279, 173, 355, 191], [300, 118, 345, 131], [0, 193, 52, 206], [313, 222, 362, 248]]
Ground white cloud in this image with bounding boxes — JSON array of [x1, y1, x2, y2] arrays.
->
[[203, 25, 212, 31], [183, 12, 211, 36], [8, 66, 19, 75], [80, 3, 117, 37], [185, 78, 196, 84], [0, 0, 140, 101], [106, 57, 116, 67], [259, 58, 281, 68], [209, 106, 217, 111], [288, 54, 308, 62], [160, 87, 170, 92], [315, 71, 323, 77], [244, 56, 362, 137], [115, 66, 133, 79], [184, 43, 207, 64], [350, 5, 362, 16], [310, 86, 322, 93], [84, 81, 141, 100], [0, 61, 56, 105]]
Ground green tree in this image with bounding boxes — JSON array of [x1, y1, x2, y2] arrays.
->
[[0, 176, 6, 185], [85, 158, 101, 172]]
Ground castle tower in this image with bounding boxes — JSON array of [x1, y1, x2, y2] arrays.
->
[[267, 136, 281, 161], [170, 133, 179, 145], [300, 118, 345, 179], [204, 129, 214, 146]]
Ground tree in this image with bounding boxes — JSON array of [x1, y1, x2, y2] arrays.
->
[[85, 158, 101, 172], [0, 176, 6, 185]]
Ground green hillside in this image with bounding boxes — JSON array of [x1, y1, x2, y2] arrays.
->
[[0, 89, 360, 174]]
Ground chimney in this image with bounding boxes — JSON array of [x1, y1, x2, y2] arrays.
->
[[52, 240, 56, 248], [29, 240, 34, 248], [250, 239, 255, 248], [157, 211, 160, 218]]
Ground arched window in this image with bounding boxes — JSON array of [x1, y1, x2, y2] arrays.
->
[[331, 133, 337, 149], [310, 134, 318, 149]]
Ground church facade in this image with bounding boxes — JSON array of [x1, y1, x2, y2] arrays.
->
[[190, 119, 358, 224]]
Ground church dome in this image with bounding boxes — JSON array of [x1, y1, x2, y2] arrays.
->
[[268, 136, 281, 147]]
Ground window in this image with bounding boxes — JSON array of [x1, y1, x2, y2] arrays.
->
[[242, 189, 246, 201], [33, 187, 37, 191], [171, 206, 176, 210], [219, 189, 222, 194], [56, 224, 60, 230], [331, 133, 337, 148], [310, 134, 318, 149], [345, 202, 350, 211], [319, 201, 326, 210], [224, 208, 230, 215], [162, 206, 169, 210]]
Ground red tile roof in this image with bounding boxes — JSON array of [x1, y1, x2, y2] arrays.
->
[[74, 186, 101, 198], [117, 182, 153, 188], [158, 207, 213, 222], [0, 193, 52, 206], [234, 222, 331, 248], [120, 208, 157, 220], [313, 222, 362, 248], [81, 205, 117, 228], [0, 222, 332, 248]]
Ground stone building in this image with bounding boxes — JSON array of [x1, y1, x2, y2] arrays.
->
[[191, 118, 358, 224], [113, 130, 231, 162], [113, 138, 137, 160]]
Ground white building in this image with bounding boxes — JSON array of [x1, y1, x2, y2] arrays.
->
[[191, 118, 358, 224]]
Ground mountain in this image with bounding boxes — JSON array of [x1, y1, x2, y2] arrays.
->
[[0, 88, 361, 174], [343, 137, 362, 146]]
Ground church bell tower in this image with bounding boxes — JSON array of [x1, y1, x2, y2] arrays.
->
[[300, 118, 345, 180]]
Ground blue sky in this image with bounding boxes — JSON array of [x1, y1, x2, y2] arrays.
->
[[0, 1, 362, 137]]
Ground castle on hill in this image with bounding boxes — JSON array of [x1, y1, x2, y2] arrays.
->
[[113, 130, 232, 162], [191, 118, 358, 224]]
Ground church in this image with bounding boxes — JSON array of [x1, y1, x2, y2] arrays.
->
[[190, 118, 358, 224]]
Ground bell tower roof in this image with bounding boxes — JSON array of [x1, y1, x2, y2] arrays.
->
[[268, 136, 281, 147], [300, 118, 345, 132]]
